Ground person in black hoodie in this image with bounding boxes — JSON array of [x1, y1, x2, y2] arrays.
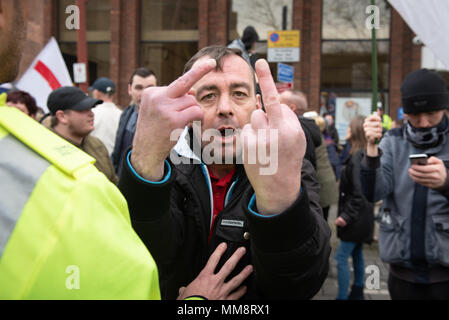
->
[[118, 46, 331, 300], [334, 115, 374, 300]]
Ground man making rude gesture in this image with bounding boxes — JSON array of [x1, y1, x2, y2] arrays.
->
[[119, 46, 330, 299]]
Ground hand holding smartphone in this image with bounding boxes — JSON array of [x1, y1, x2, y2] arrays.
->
[[409, 154, 428, 166]]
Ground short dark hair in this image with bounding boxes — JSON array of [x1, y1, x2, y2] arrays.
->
[[183, 45, 257, 93], [129, 68, 156, 85], [6, 90, 38, 117]]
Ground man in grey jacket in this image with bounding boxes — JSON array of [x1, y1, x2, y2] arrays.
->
[[361, 69, 449, 299]]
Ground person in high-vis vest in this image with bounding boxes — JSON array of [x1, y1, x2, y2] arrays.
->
[[0, 0, 252, 300]]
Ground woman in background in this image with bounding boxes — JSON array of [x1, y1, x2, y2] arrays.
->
[[334, 115, 374, 300], [6, 90, 38, 119]]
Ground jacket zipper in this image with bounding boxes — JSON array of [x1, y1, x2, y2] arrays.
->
[[200, 164, 239, 232]]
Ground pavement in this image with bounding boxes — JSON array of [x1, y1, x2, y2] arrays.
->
[[312, 204, 391, 300]]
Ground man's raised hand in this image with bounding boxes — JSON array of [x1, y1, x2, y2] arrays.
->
[[130, 59, 216, 181], [241, 59, 305, 215]]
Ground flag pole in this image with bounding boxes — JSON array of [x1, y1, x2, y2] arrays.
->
[[371, 0, 378, 114], [76, 0, 89, 92]]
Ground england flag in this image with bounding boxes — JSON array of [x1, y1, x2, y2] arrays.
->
[[16, 37, 73, 113]]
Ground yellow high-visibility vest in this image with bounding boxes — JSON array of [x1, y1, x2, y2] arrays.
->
[[382, 114, 393, 131], [0, 105, 160, 300]]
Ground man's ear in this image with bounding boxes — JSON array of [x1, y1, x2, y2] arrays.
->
[[55, 110, 68, 125], [128, 84, 132, 96]]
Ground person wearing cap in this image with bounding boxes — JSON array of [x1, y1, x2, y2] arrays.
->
[[362, 68, 449, 299], [47, 86, 118, 184], [90, 77, 122, 156]]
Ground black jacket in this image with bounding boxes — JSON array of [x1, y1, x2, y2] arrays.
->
[[111, 104, 136, 175], [299, 116, 322, 169], [118, 148, 331, 300], [337, 150, 374, 244]]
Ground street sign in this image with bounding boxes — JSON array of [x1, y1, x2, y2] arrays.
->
[[277, 63, 294, 83], [267, 30, 300, 62]]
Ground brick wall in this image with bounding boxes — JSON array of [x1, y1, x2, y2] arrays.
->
[[389, 8, 422, 120], [110, 0, 140, 108], [199, 0, 229, 49], [292, 0, 322, 112], [18, 0, 57, 79]]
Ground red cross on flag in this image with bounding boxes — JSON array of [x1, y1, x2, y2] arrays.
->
[[16, 37, 73, 113]]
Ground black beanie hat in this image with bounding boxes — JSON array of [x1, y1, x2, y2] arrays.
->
[[401, 68, 449, 114]]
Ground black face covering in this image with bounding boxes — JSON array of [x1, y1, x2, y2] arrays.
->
[[405, 113, 448, 149]]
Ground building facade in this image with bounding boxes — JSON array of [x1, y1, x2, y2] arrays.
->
[[18, 0, 423, 120]]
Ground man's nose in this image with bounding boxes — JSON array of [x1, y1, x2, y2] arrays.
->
[[418, 116, 432, 128], [216, 96, 233, 116]]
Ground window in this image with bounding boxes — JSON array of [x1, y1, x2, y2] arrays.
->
[[140, 0, 199, 86], [57, 0, 111, 82], [321, 0, 391, 113]]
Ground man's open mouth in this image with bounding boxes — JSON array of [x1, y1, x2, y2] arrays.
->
[[218, 126, 236, 138]]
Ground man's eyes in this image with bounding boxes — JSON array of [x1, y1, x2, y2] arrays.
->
[[200, 93, 216, 101], [233, 91, 248, 98], [199, 90, 249, 102]]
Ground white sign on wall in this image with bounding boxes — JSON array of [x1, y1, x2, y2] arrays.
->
[[335, 97, 372, 144], [73, 63, 87, 84]]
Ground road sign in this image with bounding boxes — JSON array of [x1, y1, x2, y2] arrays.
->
[[277, 63, 294, 83], [267, 30, 300, 62]]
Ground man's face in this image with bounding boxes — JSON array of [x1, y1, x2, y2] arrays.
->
[[64, 109, 95, 138], [128, 75, 157, 108], [191, 55, 261, 162], [0, 0, 26, 83], [407, 110, 445, 128], [325, 114, 334, 126]]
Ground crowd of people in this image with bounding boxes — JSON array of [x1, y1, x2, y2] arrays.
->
[[1, 0, 449, 301]]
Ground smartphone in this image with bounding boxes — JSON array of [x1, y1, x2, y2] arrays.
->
[[409, 154, 428, 166]]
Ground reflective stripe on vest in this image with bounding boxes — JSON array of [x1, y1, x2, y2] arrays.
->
[[0, 134, 50, 259], [0, 107, 95, 178]]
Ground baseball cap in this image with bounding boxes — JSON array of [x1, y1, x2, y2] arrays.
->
[[47, 86, 102, 115], [90, 77, 115, 94]]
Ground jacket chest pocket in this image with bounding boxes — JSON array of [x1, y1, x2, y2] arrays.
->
[[212, 216, 252, 281]]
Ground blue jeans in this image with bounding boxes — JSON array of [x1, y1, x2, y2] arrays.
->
[[334, 241, 365, 300]]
